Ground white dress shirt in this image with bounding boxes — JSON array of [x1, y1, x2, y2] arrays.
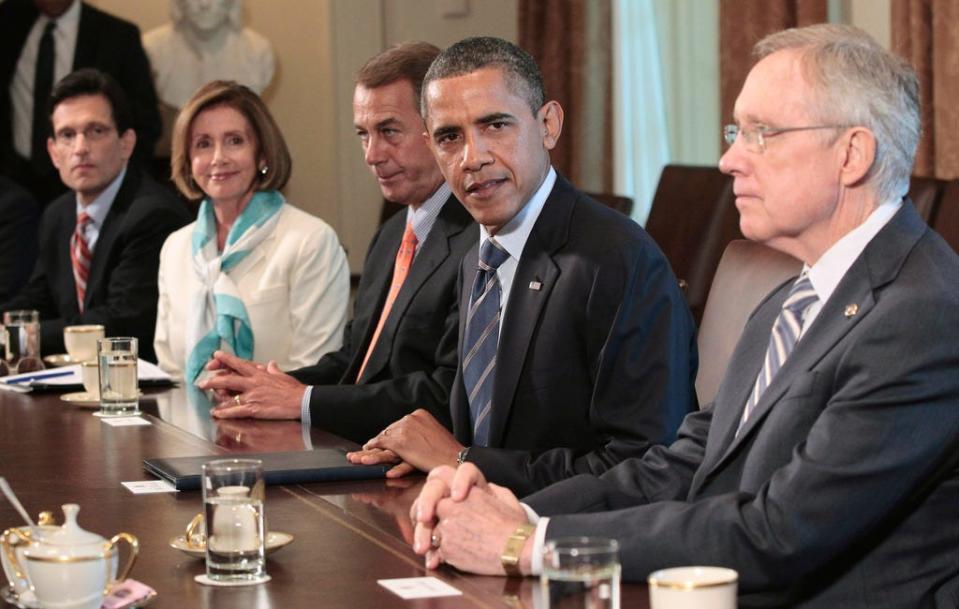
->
[[10, 0, 81, 159], [479, 166, 556, 327], [73, 164, 126, 252]]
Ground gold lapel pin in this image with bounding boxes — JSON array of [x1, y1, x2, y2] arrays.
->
[[844, 303, 858, 318], [529, 281, 542, 291]]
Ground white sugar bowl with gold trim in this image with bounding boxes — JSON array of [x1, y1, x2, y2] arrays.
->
[[14, 504, 137, 609]]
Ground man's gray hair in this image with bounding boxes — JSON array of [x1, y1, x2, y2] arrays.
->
[[421, 36, 545, 117], [756, 24, 920, 202]]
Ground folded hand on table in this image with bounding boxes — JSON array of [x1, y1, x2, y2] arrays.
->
[[199, 350, 306, 420], [411, 463, 531, 575], [346, 409, 463, 478]]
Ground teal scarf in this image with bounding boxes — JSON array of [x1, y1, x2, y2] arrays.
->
[[184, 190, 284, 383]]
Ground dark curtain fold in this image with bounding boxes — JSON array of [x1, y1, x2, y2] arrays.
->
[[892, 0, 959, 179], [518, 0, 612, 192], [719, 0, 827, 128]]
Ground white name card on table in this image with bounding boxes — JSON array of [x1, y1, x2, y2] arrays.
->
[[122, 480, 178, 494], [101, 417, 152, 427], [378, 577, 462, 600]]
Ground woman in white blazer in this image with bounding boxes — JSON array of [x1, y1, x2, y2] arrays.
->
[[155, 80, 348, 382]]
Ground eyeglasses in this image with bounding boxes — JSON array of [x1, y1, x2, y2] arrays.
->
[[723, 123, 849, 154], [53, 123, 116, 147]]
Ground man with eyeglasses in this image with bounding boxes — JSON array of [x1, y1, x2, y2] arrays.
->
[[1, 68, 189, 360], [408, 24, 959, 608]]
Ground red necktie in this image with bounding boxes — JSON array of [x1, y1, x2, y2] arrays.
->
[[356, 222, 417, 381], [70, 211, 92, 311]]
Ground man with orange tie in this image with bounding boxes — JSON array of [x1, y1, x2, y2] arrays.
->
[[202, 42, 478, 444], [0, 68, 187, 361]]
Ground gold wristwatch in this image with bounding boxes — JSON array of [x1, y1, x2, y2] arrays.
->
[[500, 522, 535, 576]]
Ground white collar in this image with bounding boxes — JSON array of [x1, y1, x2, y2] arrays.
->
[[479, 166, 557, 262]]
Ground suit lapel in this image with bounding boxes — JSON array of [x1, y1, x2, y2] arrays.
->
[[82, 170, 138, 310], [453, 244, 480, 441], [71, 3, 96, 69], [349, 218, 403, 383], [359, 197, 469, 382], [700, 202, 926, 480], [486, 179, 572, 446], [694, 280, 793, 481]]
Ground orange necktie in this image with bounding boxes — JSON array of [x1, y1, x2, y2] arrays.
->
[[356, 222, 417, 381]]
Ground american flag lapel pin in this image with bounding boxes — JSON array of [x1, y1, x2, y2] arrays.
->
[[529, 280, 542, 291]]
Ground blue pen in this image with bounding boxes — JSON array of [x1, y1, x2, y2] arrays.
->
[[5, 370, 75, 385]]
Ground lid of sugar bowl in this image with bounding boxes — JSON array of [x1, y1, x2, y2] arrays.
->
[[24, 504, 108, 559]]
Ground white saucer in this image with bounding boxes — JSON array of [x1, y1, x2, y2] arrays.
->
[[60, 391, 99, 406], [194, 574, 271, 587], [170, 531, 294, 558]]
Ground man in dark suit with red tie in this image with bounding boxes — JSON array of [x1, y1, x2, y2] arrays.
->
[[0, 0, 160, 204], [200, 42, 478, 444], [1, 69, 188, 360]]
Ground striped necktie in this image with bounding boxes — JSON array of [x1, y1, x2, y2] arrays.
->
[[738, 274, 818, 433], [462, 238, 510, 446], [70, 211, 92, 311], [356, 222, 417, 382]]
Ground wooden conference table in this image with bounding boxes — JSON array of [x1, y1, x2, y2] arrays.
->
[[0, 386, 650, 608]]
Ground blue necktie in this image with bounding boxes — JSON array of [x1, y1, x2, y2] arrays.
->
[[463, 238, 510, 446], [739, 274, 818, 433]]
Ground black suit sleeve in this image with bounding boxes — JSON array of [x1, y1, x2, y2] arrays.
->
[[299, 278, 459, 443], [0, 179, 39, 301]]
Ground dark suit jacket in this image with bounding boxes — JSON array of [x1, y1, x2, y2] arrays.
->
[[0, 175, 39, 301], [456, 175, 698, 496], [288, 196, 477, 443], [1, 169, 190, 361], [527, 202, 959, 608], [0, 0, 161, 199]]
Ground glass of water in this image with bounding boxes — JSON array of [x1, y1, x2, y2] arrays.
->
[[202, 459, 266, 583], [540, 537, 621, 609], [96, 337, 138, 417], [2, 310, 43, 374]]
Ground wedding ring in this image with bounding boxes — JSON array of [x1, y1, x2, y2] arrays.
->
[[431, 533, 441, 549], [234, 394, 242, 406], [383, 427, 391, 436]]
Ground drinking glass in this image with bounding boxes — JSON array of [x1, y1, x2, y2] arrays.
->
[[201, 459, 266, 582], [96, 337, 138, 417], [540, 537, 621, 609], [2, 310, 43, 374]]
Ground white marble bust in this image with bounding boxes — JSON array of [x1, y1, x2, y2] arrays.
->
[[143, 0, 275, 109]]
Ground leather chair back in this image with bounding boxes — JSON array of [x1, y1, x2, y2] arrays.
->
[[908, 176, 946, 222], [645, 164, 739, 324], [696, 240, 802, 406]]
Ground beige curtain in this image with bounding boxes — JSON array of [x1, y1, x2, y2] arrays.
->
[[892, 0, 959, 179], [719, 0, 827, 129], [518, 0, 612, 192]]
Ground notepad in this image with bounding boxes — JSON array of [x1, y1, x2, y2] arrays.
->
[[142, 449, 390, 490]]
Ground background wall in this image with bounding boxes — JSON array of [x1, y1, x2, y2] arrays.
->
[[88, 0, 516, 272]]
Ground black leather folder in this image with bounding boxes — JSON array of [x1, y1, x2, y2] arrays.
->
[[143, 449, 389, 490]]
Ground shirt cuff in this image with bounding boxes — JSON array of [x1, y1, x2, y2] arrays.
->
[[520, 503, 549, 576], [300, 385, 313, 426]]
